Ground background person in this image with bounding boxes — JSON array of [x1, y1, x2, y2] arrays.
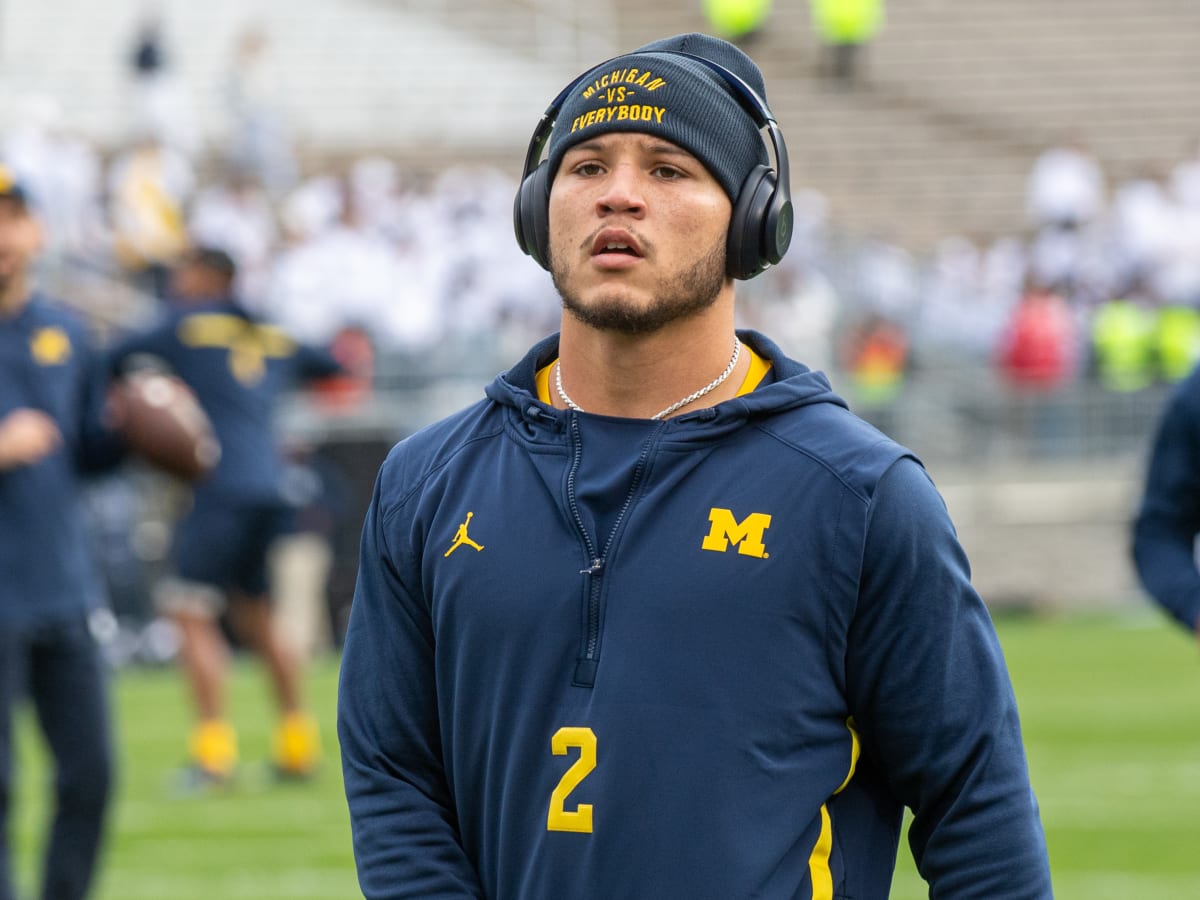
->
[[810, 0, 885, 87], [107, 245, 342, 786], [338, 32, 1052, 899], [1132, 362, 1200, 638], [0, 166, 120, 900]]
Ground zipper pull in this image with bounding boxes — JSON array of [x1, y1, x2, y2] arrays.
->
[[580, 558, 604, 576]]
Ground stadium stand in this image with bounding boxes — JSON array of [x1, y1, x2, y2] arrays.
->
[[3, 0, 1196, 617], [1, 0, 1197, 250]]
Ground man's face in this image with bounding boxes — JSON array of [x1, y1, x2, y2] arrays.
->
[[168, 259, 226, 300], [0, 199, 39, 292], [547, 132, 732, 335]]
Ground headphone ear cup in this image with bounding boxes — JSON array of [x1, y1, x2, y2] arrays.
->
[[762, 193, 794, 269], [513, 161, 553, 271], [726, 165, 775, 280]]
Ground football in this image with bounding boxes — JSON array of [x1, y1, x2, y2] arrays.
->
[[111, 370, 221, 481]]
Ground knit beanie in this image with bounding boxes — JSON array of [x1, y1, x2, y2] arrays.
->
[[0, 164, 29, 208], [545, 33, 770, 202]]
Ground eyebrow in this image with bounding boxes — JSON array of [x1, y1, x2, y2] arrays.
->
[[564, 137, 698, 160]]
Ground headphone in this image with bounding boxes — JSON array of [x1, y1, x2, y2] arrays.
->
[[512, 50, 793, 280]]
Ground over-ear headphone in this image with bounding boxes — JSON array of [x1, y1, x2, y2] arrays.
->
[[512, 50, 793, 280]]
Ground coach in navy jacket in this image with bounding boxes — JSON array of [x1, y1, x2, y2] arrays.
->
[[338, 33, 1053, 899]]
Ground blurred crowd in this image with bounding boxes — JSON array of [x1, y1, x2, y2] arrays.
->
[[3, 18, 1196, 678], [1, 101, 561, 356], [781, 136, 1200, 405], [3, 18, 1199, 416]]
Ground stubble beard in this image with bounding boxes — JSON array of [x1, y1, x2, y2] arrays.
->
[[550, 238, 728, 335], [0, 263, 22, 310]]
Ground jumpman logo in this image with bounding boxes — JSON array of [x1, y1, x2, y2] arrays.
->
[[444, 511, 485, 557]]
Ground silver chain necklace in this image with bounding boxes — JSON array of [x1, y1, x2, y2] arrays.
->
[[555, 338, 742, 420]]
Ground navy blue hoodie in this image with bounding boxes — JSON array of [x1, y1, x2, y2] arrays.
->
[[339, 331, 1052, 899], [0, 294, 123, 627], [1133, 363, 1200, 631]]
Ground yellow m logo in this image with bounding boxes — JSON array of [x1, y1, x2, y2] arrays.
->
[[701, 508, 772, 558], [177, 314, 296, 386], [30, 327, 72, 366]]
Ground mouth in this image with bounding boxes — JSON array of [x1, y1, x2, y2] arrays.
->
[[591, 230, 643, 261]]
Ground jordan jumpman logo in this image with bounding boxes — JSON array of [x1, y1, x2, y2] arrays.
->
[[444, 511, 485, 557]]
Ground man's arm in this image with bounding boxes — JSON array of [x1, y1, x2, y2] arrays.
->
[[1132, 378, 1200, 634], [846, 458, 1053, 898], [76, 334, 129, 473], [338, 473, 484, 899]]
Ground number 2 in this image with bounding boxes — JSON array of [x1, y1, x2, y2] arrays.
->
[[547, 726, 596, 833]]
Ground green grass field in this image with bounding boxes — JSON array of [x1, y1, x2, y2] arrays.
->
[[12, 610, 1200, 898]]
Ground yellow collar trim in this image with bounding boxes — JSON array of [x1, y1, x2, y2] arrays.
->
[[535, 344, 772, 409]]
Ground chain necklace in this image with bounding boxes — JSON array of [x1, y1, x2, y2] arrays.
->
[[555, 338, 742, 421]]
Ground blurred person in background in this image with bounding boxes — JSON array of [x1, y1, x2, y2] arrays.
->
[[262, 175, 346, 343], [838, 309, 909, 406], [1168, 136, 1200, 212], [996, 276, 1077, 391], [1025, 135, 1106, 233], [1132, 357, 1200, 643], [702, 0, 773, 45], [265, 170, 449, 353], [107, 133, 195, 299], [338, 31, 1052, 899], [223, 25, 298, 199], [187, 167, 279, 311], [0, 166, 122, 900], [1, 95, 107, 264], [123, 11, 198, 160], [1089, 284, 1157, 393], [1153, 301, 1200, 385], [1106, 164, 1173, 303], [810, 0, 885, 87], [106, 246, 345, 787]]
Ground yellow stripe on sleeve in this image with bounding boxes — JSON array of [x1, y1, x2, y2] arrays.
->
[[808, 718, 862, 899], [809, 804, 835, 900]]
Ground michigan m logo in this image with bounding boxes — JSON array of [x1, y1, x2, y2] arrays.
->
[[701, 508, 772, 558]]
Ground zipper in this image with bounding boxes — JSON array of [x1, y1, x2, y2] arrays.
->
[[565, 413, 661, 687]]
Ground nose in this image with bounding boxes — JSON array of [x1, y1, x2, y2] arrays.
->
[[595, 163, 645, 218]]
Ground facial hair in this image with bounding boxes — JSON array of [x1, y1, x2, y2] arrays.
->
[[0, 260, 23, 312], [550, 236, 727, 335]]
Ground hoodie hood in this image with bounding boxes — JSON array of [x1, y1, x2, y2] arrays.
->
[[485, 330, 848, 441]]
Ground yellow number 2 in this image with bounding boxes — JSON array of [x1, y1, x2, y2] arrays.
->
[[547, 726, 596, 833]]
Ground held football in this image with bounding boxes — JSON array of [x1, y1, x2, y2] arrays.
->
[[111, 371, 221, 481]]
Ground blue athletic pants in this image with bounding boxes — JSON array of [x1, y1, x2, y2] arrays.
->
[[0, 613, 114, 900]]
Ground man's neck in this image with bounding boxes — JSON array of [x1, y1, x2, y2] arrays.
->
[[555, 305, 750, 420]]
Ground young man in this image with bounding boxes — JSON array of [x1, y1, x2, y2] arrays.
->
[[0, 167, 119, 900], [338, 33, 1054, 898], [108, 246, 339, 784]]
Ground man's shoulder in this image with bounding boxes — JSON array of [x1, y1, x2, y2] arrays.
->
[[758, 400, 917, 499], [375, 397, 507, 502], [27, 294, 88, 332], [22, 296, 95, 361]]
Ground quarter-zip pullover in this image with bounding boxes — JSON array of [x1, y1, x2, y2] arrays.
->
[[339, 330, 1053, 899]]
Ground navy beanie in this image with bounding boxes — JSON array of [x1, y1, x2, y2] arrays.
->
[[545, 33, 770, 202], [0, 164, 29, 208]]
